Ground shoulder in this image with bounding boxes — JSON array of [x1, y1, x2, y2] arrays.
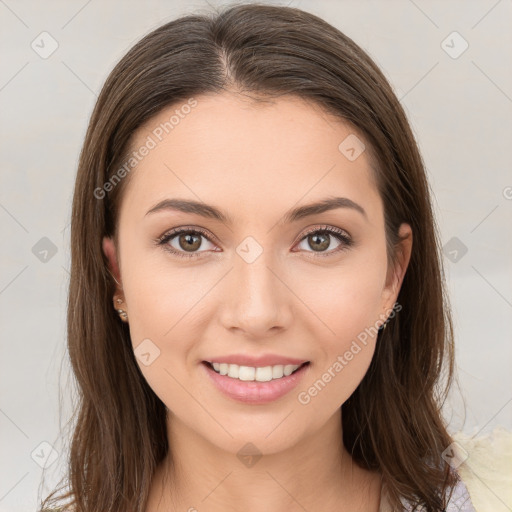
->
[[395, 474, 477, 511], [444, 477, 477, 511]]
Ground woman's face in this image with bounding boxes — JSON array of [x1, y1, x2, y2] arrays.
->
[[103, 92, 412, 455]]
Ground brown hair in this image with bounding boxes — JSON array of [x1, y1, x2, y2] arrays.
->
[[40, 3, 461, 511]]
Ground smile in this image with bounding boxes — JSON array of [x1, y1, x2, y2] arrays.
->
[[205, 361, 309, 382], [202, 361, 311, 404]]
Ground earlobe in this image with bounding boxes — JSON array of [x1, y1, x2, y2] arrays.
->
[[103, 236, 128, 322], [102, 236, 122, 289]]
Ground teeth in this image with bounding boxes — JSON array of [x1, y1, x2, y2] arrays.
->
[[209, 362, 302, 381]]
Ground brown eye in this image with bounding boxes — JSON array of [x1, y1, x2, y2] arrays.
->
[[295, 226, 353, 256], [306, 232, 331, 252], [177, 232, 202, 252], [158, 227, 217, 259]]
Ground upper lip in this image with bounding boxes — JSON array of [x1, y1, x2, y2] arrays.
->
[[203, 354, 309, 367]]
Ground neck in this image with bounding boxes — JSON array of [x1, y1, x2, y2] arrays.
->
[[146, 410, 382, 512]]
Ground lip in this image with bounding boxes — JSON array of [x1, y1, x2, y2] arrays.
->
[[201, 361, 311, 404], [203, 353, 308, 367]]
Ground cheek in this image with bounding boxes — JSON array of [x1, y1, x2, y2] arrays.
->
[[120, 228, 215, 338], [301, 260, 385, 344], [121, 256, 226, 409], [122, 263, 213, 414], [292, 264, 383, 409]]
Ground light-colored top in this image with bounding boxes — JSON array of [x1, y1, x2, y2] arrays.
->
[[379, 477, 476, 511]]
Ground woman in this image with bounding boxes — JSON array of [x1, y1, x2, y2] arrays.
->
[[40, 3, 476, 511]]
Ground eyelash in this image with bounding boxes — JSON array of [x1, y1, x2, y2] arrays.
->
[[155, 225, 353, 259]]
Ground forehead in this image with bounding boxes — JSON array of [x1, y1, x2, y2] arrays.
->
[[121, 92, 382, 224]]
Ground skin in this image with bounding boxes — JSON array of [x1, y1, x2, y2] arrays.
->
[[102, 91, 412, 512]]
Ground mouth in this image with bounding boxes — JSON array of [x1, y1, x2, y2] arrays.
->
[[202, 360, 310, 382], [201, 360, 311, 404]]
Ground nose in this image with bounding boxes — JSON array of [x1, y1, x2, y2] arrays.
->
[[219, 248, 293, 339]]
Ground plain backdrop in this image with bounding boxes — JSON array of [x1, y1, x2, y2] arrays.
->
[[1, 0, 511, 510]]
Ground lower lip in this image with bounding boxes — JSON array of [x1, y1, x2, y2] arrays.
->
[[202, 362, 310, 404]]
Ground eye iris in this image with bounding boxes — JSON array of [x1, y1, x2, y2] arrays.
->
[[179, 232, 201, 252], [309, 232, 330, 251]]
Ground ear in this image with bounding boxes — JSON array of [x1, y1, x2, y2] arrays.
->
[[102, 236, 123, 291], [381, 223, 413, 311]]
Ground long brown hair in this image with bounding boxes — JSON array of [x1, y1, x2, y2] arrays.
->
[[40, 3, 460, 511]]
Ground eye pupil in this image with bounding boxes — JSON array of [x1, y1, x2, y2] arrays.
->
[[179, 233, 201, 252], [309, 232, 330, 251]]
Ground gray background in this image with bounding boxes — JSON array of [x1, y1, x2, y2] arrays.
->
[[1, 0, 511, 510]]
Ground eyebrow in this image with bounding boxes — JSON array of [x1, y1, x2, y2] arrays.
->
[[145, 196, 367, 224]]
